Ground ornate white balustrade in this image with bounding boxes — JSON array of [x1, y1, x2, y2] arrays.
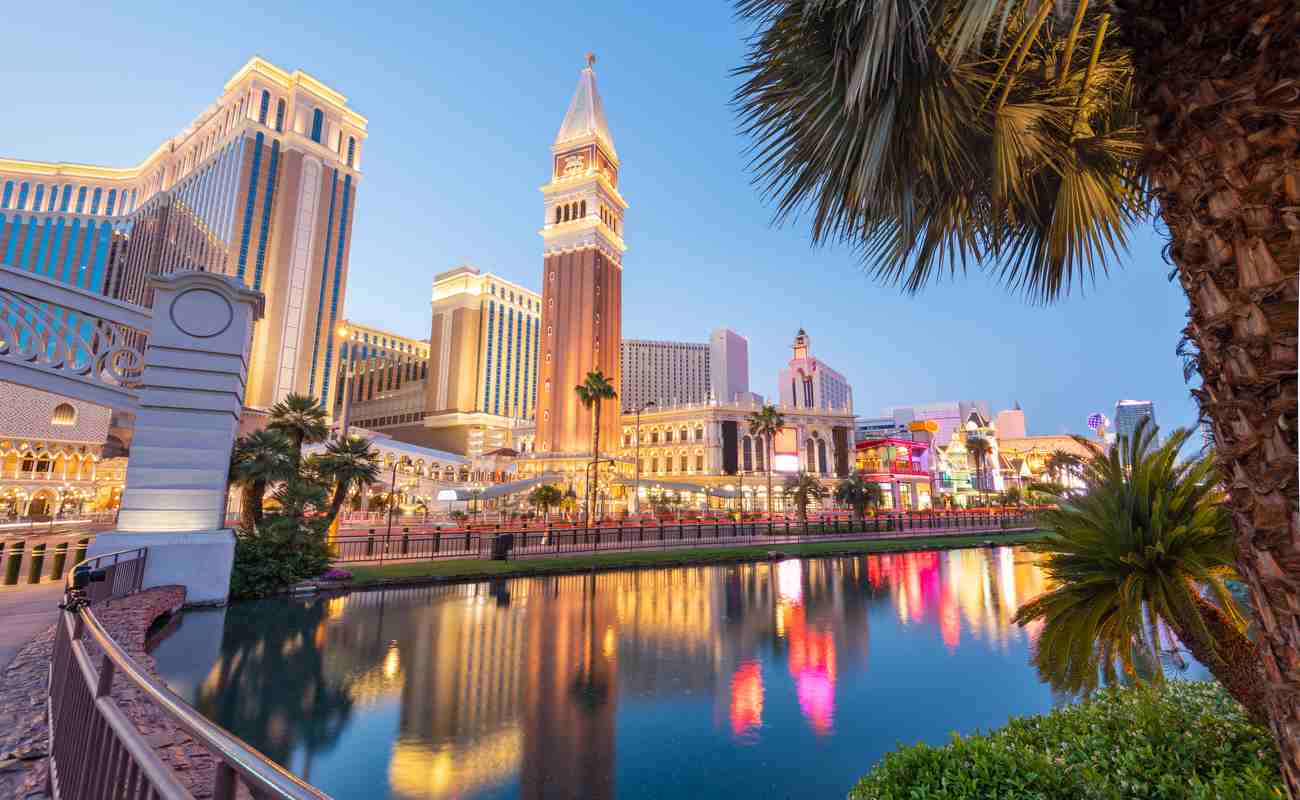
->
[[0, 267, 152, 411]]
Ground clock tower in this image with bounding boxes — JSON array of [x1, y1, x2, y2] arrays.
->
[[533, 55, 626, 459]]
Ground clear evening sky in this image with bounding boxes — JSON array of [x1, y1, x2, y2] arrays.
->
[[2, 1, 1199, 436]]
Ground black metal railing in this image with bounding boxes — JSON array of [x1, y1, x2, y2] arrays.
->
[[331, 510, 1039, 564]]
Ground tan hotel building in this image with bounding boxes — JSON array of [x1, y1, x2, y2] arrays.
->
[[0, 56, 366, 412]]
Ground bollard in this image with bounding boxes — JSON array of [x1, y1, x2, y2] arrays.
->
[[26, 543, 46, 584], [72, 537, 90, 565], [3, 541, 25, 585], [50, 542, 69, 580], [366, 529, 376, 557], [401, 529, 410, 556]]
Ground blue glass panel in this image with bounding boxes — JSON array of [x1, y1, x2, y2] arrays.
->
[[275, 99, 286, 132], [15, 216, 37, 269], [32, 218, 52, 275], [59, 220, 80, 283], [17, 183, 30, 211], [89, 222, 111, 292], [306, 172, 339, 397], [128, 189, 136, 213], [105, 189, 117, 216], [346, 137, 356, 167], [2, 215, 19, 264], [258, 90, 270, 124], [32, 185, 44, 212], [252, 139, 280, 290], [318, 175, 351, 404], [1, 181, 12, 209], [59, 186, 71, 212], [310, 109, 323, 143], [235, 132, 265, 280], [90, 187, 102, 215], [46, 186, 57, 211], [75, 187, 87, 213]]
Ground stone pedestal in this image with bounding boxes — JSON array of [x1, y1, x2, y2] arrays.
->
[[88, 272, 264, 605]]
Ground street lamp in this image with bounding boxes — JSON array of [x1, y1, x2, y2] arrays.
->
[[632, 401, 655, 515], [335, 325, 356, 437], [382, 455, 411, 566]]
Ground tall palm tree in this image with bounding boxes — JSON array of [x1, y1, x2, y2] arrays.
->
[[228, 431, 294, 530], [1045, 449, 1082, 485], [734, 1, 1297, 779], [528, 484, 564, 521], [574, 371, 617, 521], [783, 472, 827, 527], [748, 404, 785, 514], [267, 393, 329, 466], [315, 435, 382, 526], [966, 436, 992, 506], [1014, 420, 1266, 724], [835, 473, 883, 522]]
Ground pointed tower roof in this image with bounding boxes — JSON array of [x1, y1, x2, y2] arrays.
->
[[554, 53, 616, 159]]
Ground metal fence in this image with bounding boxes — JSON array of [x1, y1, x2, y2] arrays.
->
[[332, 510, 1039, 564], [48, 548, 332, 799]]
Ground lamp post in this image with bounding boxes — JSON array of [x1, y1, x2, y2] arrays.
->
[[335, 326, 356, 437], [382, 456, 410, 566], [632, 401, 655, 515]]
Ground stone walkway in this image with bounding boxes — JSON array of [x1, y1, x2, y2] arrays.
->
[[0, 586, 214, 799], [0, 583, 64, 670]]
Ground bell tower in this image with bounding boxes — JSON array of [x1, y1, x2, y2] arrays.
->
[[533, 54, 626, 457]]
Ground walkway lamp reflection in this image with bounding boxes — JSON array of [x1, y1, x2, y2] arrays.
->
[[632, 401, 655, 515]]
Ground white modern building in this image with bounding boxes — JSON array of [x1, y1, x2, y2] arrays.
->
[[777, 329, 853, 413], [619, 327, 752, 411], [1114, 399, 1156, 443]]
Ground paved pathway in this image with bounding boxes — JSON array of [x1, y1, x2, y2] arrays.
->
[[0, 583, 64, 670]]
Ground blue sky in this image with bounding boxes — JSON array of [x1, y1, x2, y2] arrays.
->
[[2, 0, 1198, 436]]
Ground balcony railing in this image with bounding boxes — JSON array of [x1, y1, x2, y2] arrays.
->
[[48, 548, 332, 799]]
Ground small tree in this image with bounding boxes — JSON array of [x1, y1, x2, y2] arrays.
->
[[267, 393, 329, 467], [315, 435, 382, 526], [229, 430, 294, 530], [783, 472, 826, 527], [528, 484, 564, 520], [835, 474, 882, 522], [748, 404, 785, 513]]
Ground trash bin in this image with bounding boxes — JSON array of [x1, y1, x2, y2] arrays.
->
[[491, 532, 515, 561]]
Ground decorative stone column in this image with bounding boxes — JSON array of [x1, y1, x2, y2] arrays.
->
[[89, 272, 264, 605]]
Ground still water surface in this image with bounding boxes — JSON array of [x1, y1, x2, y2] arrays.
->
[[152, 546, 1077, 799]]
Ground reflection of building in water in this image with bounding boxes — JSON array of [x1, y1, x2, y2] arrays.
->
[[865, 547, 1047, 652]]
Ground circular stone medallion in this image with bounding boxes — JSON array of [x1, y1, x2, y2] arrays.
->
[[170, 289, 234, 338]]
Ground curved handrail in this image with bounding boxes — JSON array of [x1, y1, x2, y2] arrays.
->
[[56, 547, 332, 799]]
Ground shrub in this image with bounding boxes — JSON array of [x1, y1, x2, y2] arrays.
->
[[849, 682, 1282, 800], [229, 516, 332, 600]]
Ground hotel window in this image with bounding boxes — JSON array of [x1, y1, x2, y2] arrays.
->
[[665, 429, 672, 443], [31, 185, 44, 212], [742, 437, 753, 471], [1, 181, 12, 209], [554, 206, 562, 224], [16, 183, 29, 210], [75, 187, 87, 213], [90, 188, 102, 215], [258, 90, 270, 124], [275, 99, 286, 132], [651, 457, 659, 473], [680, 455, 688, 472], [310, 109, 324, 143], [105, 189, 116, 216], [347, 137, 356, 166], [579, 200, 586, 217], [695, 454, 704, 471]]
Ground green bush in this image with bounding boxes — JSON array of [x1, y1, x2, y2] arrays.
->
[[229, 516, 332, 600], [849, 682, 1282, 800]]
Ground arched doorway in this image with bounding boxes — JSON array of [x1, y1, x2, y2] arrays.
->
[[27, 490, 55, 517]]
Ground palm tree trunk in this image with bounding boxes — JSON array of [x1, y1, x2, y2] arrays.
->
[[590, 399, 600, 522], [249, 480, 267, 527], [1115, 0, 1299, 789], [1166, 595, 1270, 726], [240, 485, 259, 531], [327, 481, 349, 526], [766, 437, 774, 515]]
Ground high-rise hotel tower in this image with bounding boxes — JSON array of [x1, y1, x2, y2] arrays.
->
[[0, 57, 366, 411], [532, 55, 626, 459]]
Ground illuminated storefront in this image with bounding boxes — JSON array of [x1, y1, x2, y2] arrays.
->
[[853, 438, 933, 510]]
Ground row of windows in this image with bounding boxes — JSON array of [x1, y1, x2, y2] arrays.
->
[[354, 412, 424, 428], [487, 282, 538, 311], [254, 88, 356, 167], [0, 181, 136, 217], [641, 455, 706, 474], [622, 426, 706, 446]]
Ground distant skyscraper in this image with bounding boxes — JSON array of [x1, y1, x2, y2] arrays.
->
[[619, 327, 751, 411], [0, 57, 368, 411], [995, 404, 1027, 438], [777, 329, 853, 412], [1114, 400, 1156, 444], [709, 328, 750, 404]]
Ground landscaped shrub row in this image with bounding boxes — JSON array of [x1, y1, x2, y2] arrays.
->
[[849, 681, 1282, 799]]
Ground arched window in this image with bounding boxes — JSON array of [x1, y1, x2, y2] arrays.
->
[[258, 90, 270, 124], [51, 403, 77, 426], [347, 137, 356, 167], [756, 442, 765, 471], [817, 439, 828, 474], [579, 200, 586, 217], [275, 99, 286, 132], [555, 207, 562, 224], [805, 439, 817, 473], [742, 436, 753, 472], [310, 108, 324, 143], [562, 205, 570, 222]]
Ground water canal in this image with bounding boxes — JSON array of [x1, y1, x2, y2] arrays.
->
[[149, 545, 1204, 799]]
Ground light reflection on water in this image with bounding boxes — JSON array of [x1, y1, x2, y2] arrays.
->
[[151, 546, 1071, 799]]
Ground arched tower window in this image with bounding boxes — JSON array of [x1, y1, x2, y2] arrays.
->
[[555, 207, 562, 224], [310, 108, 324, 143], [817, 439, 828, 474], [742, 436, 753, 472], [258, 90, 270, 124], [275, 99, 286, 131], [562, 205, 570, 222], [51, 403, 77, 426], [579, 200, 586, 217]]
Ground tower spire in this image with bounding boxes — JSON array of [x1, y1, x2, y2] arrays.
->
[[554, 53, 616, 158]]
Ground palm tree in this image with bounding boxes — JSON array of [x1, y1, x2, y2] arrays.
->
[[783, 472, 827, 528], [1045, 449, 1082, 486], [574, 371, 617, 521], [835, 474, 883, 523], [528, 484, 564, 521], [229, 431, 294, 530], [747, 404, 785, 514], [966, 436, 992, 506], [267, 393, 329, 466], [734, 1, 1297, 777], [1014, 419, 1266, 724], [315, 436, 381, 526]]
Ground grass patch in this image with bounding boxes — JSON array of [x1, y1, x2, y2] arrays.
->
[[344, 531, 1049, 587]]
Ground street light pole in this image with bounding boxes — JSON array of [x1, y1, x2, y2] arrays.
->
[[632, 400, 655, 515], [335, 326, 355, 437], [382, 456, 409, 567]]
